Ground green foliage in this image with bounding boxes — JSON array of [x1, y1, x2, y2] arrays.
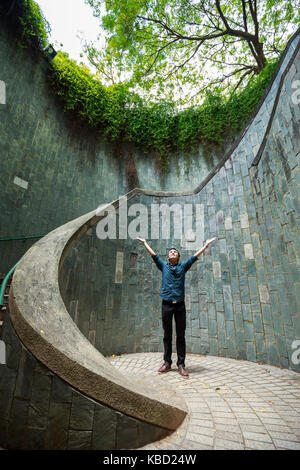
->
[[49, 52, 129, 141], [225, 59, 279, 133], [124, 96, 176, 156], [49, 51, 280, 163], [0, 0, 50, 50]]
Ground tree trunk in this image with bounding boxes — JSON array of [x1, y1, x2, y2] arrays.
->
[[250, 38, 267, 73]]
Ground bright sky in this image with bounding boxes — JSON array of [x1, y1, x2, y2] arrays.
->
[[35, 0, 100, 66]]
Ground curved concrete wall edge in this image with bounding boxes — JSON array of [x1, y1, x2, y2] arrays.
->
[[9, 207, 186, 431]]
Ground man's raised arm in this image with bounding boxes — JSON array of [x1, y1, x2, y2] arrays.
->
[[194, 237, 217, 258], [136, 237, 156, 256]]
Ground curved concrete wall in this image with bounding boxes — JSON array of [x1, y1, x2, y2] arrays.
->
[[60, 31, 300, 372], [0, 204, 186, 450], [0, 317, 171, 449]]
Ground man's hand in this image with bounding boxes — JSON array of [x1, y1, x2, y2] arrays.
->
[[136, 237, 156, 256], [194, 237, 217, 258], [205, 237, 217, 248]]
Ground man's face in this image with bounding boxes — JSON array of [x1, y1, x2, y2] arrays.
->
[[168, 249, 179, 264]]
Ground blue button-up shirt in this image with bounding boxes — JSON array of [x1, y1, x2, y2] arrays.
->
[[152, 254, 198, 302]]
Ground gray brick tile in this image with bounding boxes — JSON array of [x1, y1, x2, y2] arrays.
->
[[272, 440, 300, 450], [215, 423, 242, 434], [185, 432, 214, 446], [214, 438, 244, 450], [213, 417, 239, 425], [244, 440, 276, 450], [240, 424, 269, 433], [263, 423, 293, 433], [215, 430, 243, 443], [188, 425, 215, 437], [181, 440, 213, 450], [268, 431, 299, 442], [242, 431, 273, 442]]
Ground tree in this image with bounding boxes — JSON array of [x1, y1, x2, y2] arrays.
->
[[80, 36, 122, 85], [85, 0, 299, 104]]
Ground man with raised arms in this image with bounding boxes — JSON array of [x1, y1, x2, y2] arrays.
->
[[137, 237, 217, 378]]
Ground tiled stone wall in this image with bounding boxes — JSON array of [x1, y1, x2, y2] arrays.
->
[[60, 32, 300, 372], [0, 19, 224, 274], [0, 315, 170, 450]]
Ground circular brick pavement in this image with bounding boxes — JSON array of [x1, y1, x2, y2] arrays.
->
[[108, 352, 300, 450]]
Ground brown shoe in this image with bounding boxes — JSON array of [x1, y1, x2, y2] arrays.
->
[[178, 365, 189, 378], [158, 362, 171, 374]]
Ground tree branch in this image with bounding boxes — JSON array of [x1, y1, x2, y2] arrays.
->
[[144, 37, 181, 74], [188, 65, 255, 102], [215, 0, 231, 30], [229, 68, 254, 94], [246, 39, 259, 63], [164, 42, 202, 80], [248, 0, 259, 37], [137, 14, 229, 42], [241, 0, 248, 32]]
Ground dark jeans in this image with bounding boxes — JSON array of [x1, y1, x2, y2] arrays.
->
[[162, 300, 186, 367]]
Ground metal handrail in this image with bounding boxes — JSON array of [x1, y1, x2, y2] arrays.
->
[[0, 235, 45, 241], [0, 261, 19, 307], [0, 235, 46, 306]]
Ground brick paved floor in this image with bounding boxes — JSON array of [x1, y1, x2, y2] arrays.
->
[[108, 352, 300, 450]]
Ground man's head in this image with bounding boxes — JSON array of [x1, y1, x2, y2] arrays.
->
[[168, 247, 180, 265]]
